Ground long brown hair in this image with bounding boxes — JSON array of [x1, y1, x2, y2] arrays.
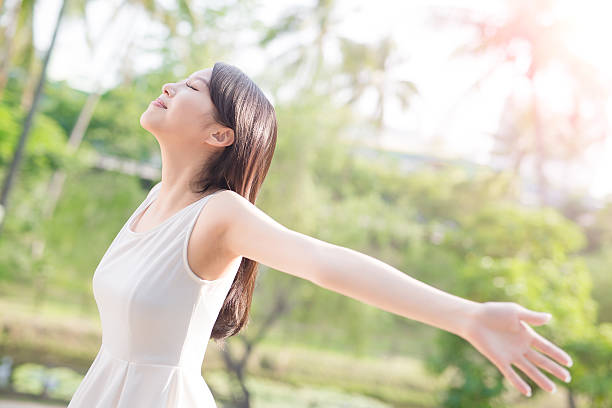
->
[[189, 62, 277, 344]]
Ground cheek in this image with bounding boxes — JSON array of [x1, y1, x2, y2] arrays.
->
[[170, 96, 203, 122], [165, 101, 207, 142]]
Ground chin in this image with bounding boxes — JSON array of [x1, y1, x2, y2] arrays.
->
[[140, 117, 166, 144], [139, 109, 157, 132], [139, 115, 149, 131]]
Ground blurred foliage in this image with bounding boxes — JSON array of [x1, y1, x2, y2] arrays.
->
[[563, 323, 612, 408], [585, 249, 612, 323], [0, 0, 610, 407], [425, 202, 597, 406]]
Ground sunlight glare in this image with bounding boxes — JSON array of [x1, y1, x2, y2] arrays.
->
[[556, 1, 612, 76]]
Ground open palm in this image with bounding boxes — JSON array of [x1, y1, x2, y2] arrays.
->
[[463, 301, 573, 397]]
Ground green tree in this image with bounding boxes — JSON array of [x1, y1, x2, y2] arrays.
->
[[0, 0, 67, 237], [337, 35, 418, 141], [425, 200, 598, 407]]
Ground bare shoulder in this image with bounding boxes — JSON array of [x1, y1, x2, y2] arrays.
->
[[206, 189, 329, 284], [185, 189, 248, 281], [203, 189, 249, 225], [193, 188, 328, 284], [190, 189, 246, 245], [202, 189, 256, 245], [201, 189, 283, 257]]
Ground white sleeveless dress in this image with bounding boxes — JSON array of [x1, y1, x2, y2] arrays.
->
[[67, 181, 242, 407]]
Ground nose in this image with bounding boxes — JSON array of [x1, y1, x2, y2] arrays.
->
[[161, 82, 174, 96]]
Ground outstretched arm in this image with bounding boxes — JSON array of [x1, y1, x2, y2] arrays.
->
[[215, 191, 573, 397]]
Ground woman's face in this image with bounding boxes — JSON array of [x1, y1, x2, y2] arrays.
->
[[140, 67, 224, 149]]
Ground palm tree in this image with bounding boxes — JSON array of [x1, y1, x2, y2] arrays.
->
[[0, 0, 25, 97], [337, 35, 418, 144], [0, 0, 36, 104], [259, 2, 418, 146], [41, 0, 200, 216], [258, 0, 340, 95], [24, 0, 204, 313], [0, 0, 68, 237], [429, 0, 609, 205], [41, 2, 140, 219]]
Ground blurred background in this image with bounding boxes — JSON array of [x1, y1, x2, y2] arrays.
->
[[0, 0, 611, 407]]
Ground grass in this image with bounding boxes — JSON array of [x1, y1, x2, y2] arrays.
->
[[201, 341, 444, 407], [0, 284, 576, 407]]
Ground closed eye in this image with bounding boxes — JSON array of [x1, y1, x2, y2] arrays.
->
[[186, 81, 198, 91]]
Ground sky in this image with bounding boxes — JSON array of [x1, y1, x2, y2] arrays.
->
[[27, 0, 612, 200]]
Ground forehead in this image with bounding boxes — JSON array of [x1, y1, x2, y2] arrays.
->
[[189, 68, 212, 80]]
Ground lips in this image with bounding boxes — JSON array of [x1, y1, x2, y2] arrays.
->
[[155, 97, 167, 109]]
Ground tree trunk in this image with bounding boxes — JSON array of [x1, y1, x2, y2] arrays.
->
[[18, 56, 38, 111], [41, 90, 102, 218], [567, 387, 576, 408], [221, 276, 297, 407], [34, 4, 139, 260], [40, 1, 139, 219], [531, 79, 548, 206], [0, 0, 23, 98], [0, 0, 69, 238]]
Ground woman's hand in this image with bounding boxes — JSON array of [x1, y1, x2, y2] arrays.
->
[[462, 301, 573, 397]]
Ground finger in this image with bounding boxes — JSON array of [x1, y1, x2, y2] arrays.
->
[[499, 362, 532, 397], [531, 331, 574, 367], [517, 306, 552, 326], [514, 355, 557, 394], [525, 348, 571, 383]]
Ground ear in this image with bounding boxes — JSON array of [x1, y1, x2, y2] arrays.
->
[[210, 127, 234, 147]]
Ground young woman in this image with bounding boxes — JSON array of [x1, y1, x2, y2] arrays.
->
[[67, 62, 573, 407]]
